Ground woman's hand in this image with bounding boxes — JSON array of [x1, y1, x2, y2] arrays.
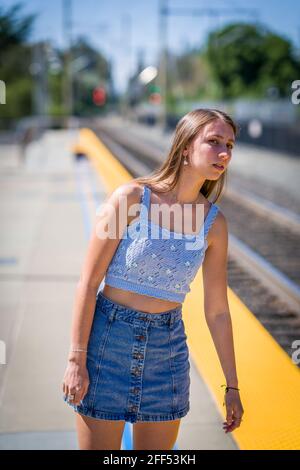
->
[[223, 389, 244, 433], [62, 356, 90, 406]]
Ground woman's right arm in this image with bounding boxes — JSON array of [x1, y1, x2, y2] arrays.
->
[[62, 182, 141, 405]]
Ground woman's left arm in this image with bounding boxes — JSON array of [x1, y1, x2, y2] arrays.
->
[[202, 211, 244, 433]]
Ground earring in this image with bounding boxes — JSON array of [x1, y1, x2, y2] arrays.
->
[[183, 150, 188, 165]]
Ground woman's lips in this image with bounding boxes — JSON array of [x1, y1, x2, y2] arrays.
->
[[212, 163, 224, 170]]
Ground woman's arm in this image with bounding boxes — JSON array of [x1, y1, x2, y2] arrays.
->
[[63, 182, 142, 405], [202, 211, 244, 432], [68, 182, 142, 361]]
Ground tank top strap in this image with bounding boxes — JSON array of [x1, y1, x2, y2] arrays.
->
[[140, 185, 151, 222], [204, 203, 219, 238]]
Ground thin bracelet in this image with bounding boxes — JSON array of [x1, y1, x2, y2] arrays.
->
[[70, 348, 87, 353], [221, 384, 240, 393], [221, 384, 240, 406]]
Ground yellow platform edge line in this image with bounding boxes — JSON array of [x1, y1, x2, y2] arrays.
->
[[72, 127, 300, 450]]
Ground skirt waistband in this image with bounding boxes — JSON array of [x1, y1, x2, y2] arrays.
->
[[97, 290, 182, 325]]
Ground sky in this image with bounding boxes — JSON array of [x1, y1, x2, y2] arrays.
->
[[2, 0, 300, 92]]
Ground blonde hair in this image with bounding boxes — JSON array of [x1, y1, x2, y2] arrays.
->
[[133, 108, 239, 203]]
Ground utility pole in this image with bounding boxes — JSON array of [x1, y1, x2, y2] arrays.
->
[[158, 0, 168, 130], [32, 42, 49, 118], [62, 0, 73, 125], [121, 13, 132, 120]]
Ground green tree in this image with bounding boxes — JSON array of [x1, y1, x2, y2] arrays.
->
[[0, 3, 36, 124], [0, 2, 34, 49], [259, 33, 300, 97], [205, 22, 300, 99]]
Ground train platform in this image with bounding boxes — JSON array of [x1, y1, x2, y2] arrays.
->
[[0, 124, 299, 450]]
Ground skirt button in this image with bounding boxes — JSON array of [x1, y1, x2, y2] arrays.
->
[[130, 405, 138, 412], [133, 352, 143, 360], [132, 367, 140, 376]]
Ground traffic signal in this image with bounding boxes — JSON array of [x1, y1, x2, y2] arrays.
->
[[92, 87, 106, 106], [148, 84, 161, 104], [149, 92, 161, 105]]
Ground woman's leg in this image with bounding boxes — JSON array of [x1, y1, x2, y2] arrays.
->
[[133, 419, 181, 450], [76, 413, 126, 450]]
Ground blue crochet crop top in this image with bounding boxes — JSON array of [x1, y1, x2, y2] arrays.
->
[[104, 185, 220, 303]]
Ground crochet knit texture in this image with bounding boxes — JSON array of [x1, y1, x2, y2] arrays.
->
[[104, 185, 220, 302]]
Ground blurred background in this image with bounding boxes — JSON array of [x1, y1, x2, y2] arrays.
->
[[0, 0, 300, 451], [0, 0, 300, 148]]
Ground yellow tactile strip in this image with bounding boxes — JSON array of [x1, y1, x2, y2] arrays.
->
[[73, 127, 300, 450], [184, 283, 300, 450], [72, 128, 132, 193]]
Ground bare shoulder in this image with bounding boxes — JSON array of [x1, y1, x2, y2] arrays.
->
[[105, 181, 143, 207], [111, 181, 142, 198], [207, 207, 228, 248], [106, 181, 143, 225]]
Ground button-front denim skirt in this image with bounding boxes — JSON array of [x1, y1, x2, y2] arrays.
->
[[63, 290, 190, 423]]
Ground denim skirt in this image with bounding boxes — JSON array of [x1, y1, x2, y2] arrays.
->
[[63, 290, 190, 423]]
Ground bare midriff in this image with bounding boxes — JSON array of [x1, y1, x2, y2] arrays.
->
[[102, 284, 182, 314]]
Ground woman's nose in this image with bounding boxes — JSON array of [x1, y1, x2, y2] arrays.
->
[[219, 150, 230, 159]]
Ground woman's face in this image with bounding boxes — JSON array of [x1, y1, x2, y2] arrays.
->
[[187, 119, 235, 180]]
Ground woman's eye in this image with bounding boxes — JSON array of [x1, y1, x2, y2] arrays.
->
[[209, 139, 234, 149]]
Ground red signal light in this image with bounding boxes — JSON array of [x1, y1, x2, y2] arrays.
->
[[93, 87, 106, 106]]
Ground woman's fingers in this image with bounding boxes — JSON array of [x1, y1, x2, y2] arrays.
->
[[67, 387, 77, 404], [62, 366, 90, 405], [72, 386, 83, 405], [223, 416, 243, 433], [78, 383, 89, 402], [66, 382, 89, 405], [226, 407, 233, 425], [64, 385, 69, 400]]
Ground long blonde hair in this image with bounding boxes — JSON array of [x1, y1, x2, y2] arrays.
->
[[133, 108, 239, 203]]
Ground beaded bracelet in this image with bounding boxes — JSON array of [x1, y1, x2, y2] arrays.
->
[[70, 348, 87, 353]]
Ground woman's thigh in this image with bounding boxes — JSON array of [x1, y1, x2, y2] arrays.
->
[[133, 419, 181, 450], [76, 413, 126, 450]]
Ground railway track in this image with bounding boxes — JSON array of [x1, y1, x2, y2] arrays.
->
[[92, 121, 300, 366]]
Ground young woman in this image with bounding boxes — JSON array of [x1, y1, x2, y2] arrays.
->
[[62, 108, 244, 450]]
